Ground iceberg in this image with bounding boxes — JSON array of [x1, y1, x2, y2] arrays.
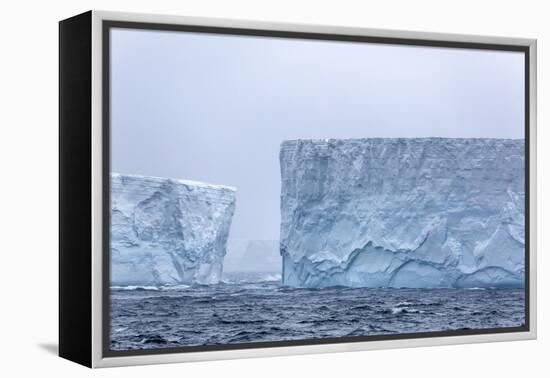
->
[[110, 173, 236, 285], [279, 138, 525, 288]]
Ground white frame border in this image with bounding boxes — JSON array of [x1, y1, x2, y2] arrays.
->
[[90, 10, 537, 368]]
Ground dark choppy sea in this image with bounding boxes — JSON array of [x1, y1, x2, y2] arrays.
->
[[110, 272, 525, 351]]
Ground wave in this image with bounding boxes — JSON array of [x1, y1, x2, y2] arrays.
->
[[111, 285, 160, 291], [221, 272, 282, 285], [258, 273, 282, 282], [379, 307, 425, 315], [395, 301, 415, 307], [391, 307, 425, 314], [159, 284, 192, 291]]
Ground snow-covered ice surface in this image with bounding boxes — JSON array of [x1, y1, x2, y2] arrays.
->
[[110, 173, 236, 285], [280, 138, 525, 288]]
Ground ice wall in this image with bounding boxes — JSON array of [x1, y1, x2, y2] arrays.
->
[[110, 173, 236, 285], [279, 138, 525, 288]]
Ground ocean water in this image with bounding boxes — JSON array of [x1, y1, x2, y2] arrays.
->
[[110, 272, 525, 351]]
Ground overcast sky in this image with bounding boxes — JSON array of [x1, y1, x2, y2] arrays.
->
[[110, 28, 525, 245]]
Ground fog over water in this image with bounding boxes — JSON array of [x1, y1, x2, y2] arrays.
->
[[110, 28, 525, 270]]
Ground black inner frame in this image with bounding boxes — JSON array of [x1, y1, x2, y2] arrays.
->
[[102, 20, 531, 358]]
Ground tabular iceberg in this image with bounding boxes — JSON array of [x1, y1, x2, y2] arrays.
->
[[280, 138, 525, 288], [110, 173, 236, 285]]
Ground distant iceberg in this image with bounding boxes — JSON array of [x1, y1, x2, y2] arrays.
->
[[279, 138, 525, 288], [110, 173, 236, 285], [224, 239, 281, 272]]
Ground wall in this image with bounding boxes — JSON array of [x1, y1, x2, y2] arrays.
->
[[0, 0, 546, 377]]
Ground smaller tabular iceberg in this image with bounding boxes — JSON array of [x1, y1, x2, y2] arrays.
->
[[110, 173, 236, 285]]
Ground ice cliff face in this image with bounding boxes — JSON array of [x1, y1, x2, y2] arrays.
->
[[280, 138, 525, 288], [110, 173, 236, 285]]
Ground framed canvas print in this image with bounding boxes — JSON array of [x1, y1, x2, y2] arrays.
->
[[59, 10, 537, 368]]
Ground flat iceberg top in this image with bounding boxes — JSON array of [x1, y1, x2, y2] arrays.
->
[[282, 137, 523, 144], [111, 172, 236, 192], [281, 137, 524, 154], [110, 172, 236, 285]]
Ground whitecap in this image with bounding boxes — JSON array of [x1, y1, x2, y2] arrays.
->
[[111, 285, 159, 291]]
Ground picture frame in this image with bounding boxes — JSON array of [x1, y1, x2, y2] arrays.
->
[[59, 10, 537, 368]]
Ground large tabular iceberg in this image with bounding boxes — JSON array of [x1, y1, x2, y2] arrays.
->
[[280, 138, 525, 288], [110, 173, 236, 285]]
